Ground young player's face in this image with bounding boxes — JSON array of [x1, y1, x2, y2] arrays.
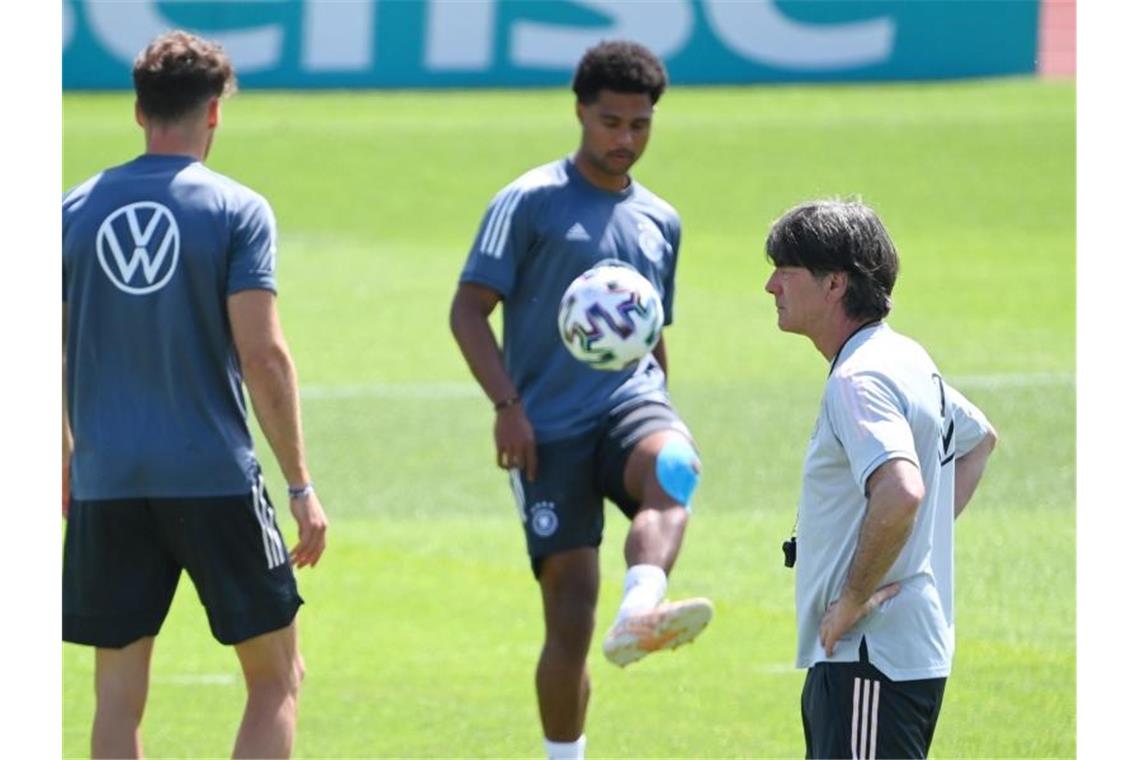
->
[[576, 90, 655, 178], [764, 266, 835, 335]]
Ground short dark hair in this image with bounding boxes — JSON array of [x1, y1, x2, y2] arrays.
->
[[765, 200, 900, 321], [133, 30, 236, 122], [572, 40, 667, 105]]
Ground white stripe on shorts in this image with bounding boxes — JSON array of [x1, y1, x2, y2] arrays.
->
[[253, 475, 288, 568], [870, 679, 881, 759], [851, 676, 882, 759], [508, 468, 526, 523]]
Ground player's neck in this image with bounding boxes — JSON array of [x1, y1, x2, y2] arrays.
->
[[814, 315, 870, 363], [572, 151, 630, 193], [144, 126, 210, 162]]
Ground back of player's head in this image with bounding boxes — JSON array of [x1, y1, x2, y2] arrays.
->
[[572, 40, 668, 105], [133, 31, 236, 123], [766, 199, 899, 321]]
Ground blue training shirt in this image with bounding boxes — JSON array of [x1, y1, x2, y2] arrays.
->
[[63, 154, 276, 499], [460, 156, 681, 442]]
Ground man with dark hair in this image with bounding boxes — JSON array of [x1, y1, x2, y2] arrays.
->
[[62, 30, 327, 758], [763, 199, 998, 758], [450, 40, 712, 760]]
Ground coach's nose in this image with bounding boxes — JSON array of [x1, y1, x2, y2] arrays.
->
[[764, 271, 779, 295]]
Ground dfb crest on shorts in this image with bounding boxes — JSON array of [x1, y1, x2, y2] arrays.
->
[[529, 501, 559, 538], [96, 201, 181, 295]]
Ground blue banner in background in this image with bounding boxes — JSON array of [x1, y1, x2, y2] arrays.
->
[[63, 1, 1040, 90]]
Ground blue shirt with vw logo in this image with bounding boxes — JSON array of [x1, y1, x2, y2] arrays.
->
[[63, 153, 276, 499], [459, 156, 681, 442]]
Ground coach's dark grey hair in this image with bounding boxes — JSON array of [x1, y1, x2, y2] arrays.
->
[[572, 40, 668, 105], [765, 200, 899, 321]]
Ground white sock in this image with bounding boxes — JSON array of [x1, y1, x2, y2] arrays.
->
[[616, 564, 667, 621], [544, 735, 585, 760]]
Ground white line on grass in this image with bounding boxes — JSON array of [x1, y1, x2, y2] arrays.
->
[[301, 382, 481, 401], [153, 674, 238, 686], [756, 662, 799, 674], [300, 373, 1074, 401]]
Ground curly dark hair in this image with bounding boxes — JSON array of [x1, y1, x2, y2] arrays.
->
[[766, 200, 900, 322], [133, 30, 236, 122], [572, 40, 668, 105]]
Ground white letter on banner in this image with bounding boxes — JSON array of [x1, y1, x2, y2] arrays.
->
[[704, 0, 894, 70], [302, 0, 374, 71], [511, 0, 692, 70], [84, 0, 283, 72], [425, 0, 496, 71]]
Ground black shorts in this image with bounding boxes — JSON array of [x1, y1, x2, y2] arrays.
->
[[801, 639, 947, 759], [63, 478, 303, 648], [510, 399, 695, 578]]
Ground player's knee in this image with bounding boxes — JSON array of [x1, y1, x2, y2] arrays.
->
[[544, 593, 596, 658], [550, 592, 595, 632], [292, 652, 306, 689], [247, 662, 302, 703], [654, 435, 701, 510], [281, 651, 304, 697], [94, 678, 147, 721], [544, 617, 593, 662], [243, 646, 304, 701]]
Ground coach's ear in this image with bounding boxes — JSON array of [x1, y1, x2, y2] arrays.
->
[[825, 271, 848, 304], [575, 100, 585, 124], [134, 100, 145, 128], [206, 97, 220, 129]]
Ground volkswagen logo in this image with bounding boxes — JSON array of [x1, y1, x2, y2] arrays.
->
[[96, 201, 180, 295]]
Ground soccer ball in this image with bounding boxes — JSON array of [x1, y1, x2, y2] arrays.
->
[[558, 262, 664, 371]]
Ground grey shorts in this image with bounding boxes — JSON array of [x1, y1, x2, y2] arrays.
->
[[509, 399, 695, 578]]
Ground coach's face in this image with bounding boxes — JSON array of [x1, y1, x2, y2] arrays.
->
[[576, 89, 654, 178], [764, 266, 839, 336]]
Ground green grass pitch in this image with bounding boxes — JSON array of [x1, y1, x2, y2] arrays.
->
[[63, 79, 1074, 757]]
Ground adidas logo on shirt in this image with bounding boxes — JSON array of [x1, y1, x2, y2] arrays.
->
[[565, 223, 591, 241]]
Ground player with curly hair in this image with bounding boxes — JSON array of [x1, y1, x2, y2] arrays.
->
[[450, 40, 712, 760], [63, 31, 328, 758]]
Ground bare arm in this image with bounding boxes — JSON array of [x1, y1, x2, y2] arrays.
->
[[819, 458, 924, 655], [955, 425, 998, 518], [449, 282, 518, 410], [229, 289, 327, 567], [845, 459, 924, 602], [449, 282, 537, 481]]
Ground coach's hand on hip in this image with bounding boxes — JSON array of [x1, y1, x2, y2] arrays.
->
[[819, 583, 900, 656], [288, 488, 329, 568]]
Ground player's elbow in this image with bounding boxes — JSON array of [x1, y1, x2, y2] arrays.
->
[[238, 341, 293, 386], [983, 425, 999, 454], [448, 291, 468, 339], [889, 470, 925, 525], [901, 481, 924, 516], [449, 285, 494, 339], [869, 460, 924, 519]]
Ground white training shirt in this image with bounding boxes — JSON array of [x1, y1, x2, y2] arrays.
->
[[794, 322, 990, 681], [932, 384, 991, 640]]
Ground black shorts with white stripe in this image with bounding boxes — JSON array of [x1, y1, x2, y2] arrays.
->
[[507, 399, 692, 579], [63, 476, 302, 648], [800, 638, 947, 759]]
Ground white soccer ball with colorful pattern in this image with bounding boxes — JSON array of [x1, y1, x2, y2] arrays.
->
[[558, 263, 664, 371]]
